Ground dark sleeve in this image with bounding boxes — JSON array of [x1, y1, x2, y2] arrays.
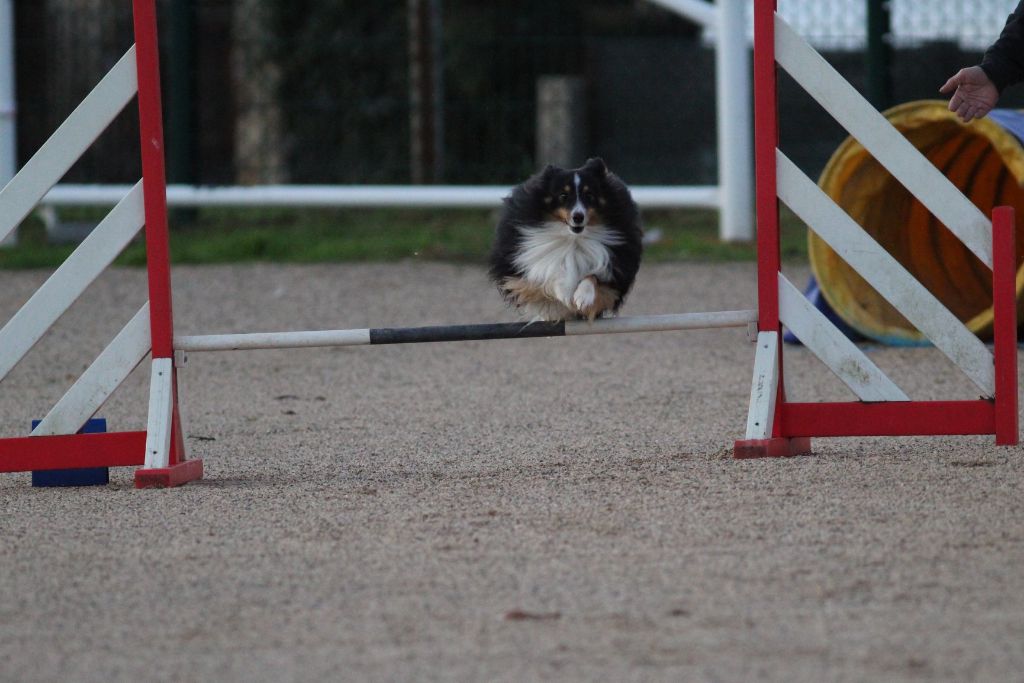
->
[[981, 0, 1024, 92]]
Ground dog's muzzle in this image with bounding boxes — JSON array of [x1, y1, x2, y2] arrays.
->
[[570, 211, 586, 233]]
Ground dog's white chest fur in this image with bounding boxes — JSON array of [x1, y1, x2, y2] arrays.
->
[[513, 222, 621, 313]]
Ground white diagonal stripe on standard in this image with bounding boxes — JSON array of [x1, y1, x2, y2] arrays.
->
[[779, 273, 909, 402], [774, 13, 992, 269], [0, 182, 145, 384], [777, 152, 995, 397], [32, 304, 152, 437], [0, 47, 138, 242]]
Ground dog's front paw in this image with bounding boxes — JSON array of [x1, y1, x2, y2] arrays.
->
[[572, 278, 598, 320]]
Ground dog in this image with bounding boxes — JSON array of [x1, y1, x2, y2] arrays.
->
[[488, 157, 643, 321]]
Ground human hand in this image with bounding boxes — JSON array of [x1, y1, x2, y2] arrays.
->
[[940, 66, 1000, 122]]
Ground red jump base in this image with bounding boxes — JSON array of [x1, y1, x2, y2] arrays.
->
[[734, 437, 812, 459], [134, 458, 203, 489]]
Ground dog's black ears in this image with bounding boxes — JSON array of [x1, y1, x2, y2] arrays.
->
[[531, 164, 556, 185], [583, 157, 609, 176]]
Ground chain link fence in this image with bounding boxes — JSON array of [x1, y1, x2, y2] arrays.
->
[[12, 0, 1024, 189]]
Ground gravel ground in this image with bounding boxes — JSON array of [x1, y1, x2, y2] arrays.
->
[[1, 261, 1023, 682]]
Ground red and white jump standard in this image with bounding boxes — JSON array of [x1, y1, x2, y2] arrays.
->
[[735, 0, 1018, 457], [130, 0, 202, 487], [0, 0, 202, 487]]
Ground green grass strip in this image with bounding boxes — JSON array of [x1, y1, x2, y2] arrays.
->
[[0, 207, 809, 269]]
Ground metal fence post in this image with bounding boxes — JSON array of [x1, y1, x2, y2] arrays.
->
[[866, 0, 893, 110], [716, 0, 754, 242], [0, 0, 17, 247]]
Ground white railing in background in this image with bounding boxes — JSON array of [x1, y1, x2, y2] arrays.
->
[[43, 183, 721, 210]]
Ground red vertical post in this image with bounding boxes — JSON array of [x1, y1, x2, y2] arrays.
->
[[992, 206, 1019, 445], [752, 0, 791, 440], [130, 0, 203, 485], [735, 0, 809, 457], [754, 0, 780, 333], [132, 0, 175, 359]]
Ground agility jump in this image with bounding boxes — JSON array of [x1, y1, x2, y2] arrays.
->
[[0, 0, 1017, 488]]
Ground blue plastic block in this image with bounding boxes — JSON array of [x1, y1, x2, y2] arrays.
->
[[31, 418, 110, 487]]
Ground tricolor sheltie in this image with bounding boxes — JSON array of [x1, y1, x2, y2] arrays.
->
[[488, 157, 643, 321]]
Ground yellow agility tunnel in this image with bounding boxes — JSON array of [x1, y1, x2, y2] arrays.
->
[[809, 99, 1024, 345]]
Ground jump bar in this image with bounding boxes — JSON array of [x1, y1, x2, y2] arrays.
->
[[174, 310, 758, 352]]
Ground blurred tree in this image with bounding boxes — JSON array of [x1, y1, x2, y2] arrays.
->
[[232, 0, 286, 183]]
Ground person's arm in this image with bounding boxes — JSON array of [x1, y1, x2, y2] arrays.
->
[[981, 1, 1024, 92], [941, 2, 1024, 122]]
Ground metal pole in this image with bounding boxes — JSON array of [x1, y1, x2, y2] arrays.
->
[[167, 0, 198, 186], [408, 0, 444, 183], [716, 0, 754, 242], [0, 0, 17, 246], [865, 0, 892, 110], [167, 0, 199, 226]]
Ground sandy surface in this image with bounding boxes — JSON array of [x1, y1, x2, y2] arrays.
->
[[1, 261, 1023, 682]]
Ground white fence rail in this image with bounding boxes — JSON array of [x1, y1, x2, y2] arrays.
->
[[43, 183, 721, 210]]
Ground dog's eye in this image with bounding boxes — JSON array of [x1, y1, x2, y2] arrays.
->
[[585, 193, 595, 203], [558, 193, 568, 202]]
